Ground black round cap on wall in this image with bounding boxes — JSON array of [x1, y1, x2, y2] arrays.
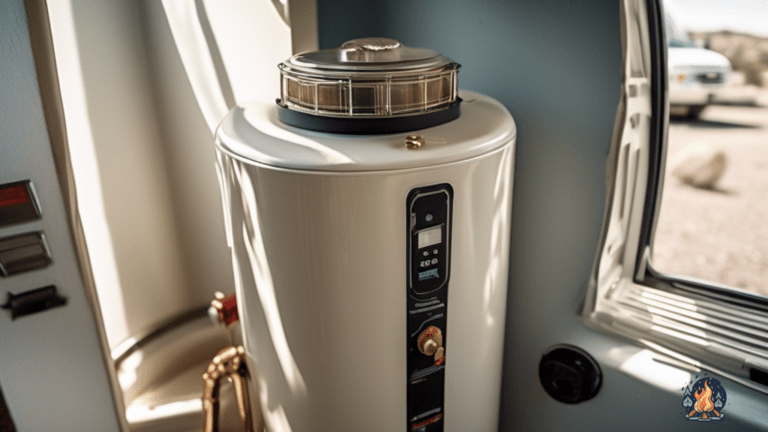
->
[[539, 344, 602, 404]]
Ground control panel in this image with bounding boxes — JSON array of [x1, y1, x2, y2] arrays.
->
[[0, 180, 62, 319], [0, 181, 52, 278], [406, 184, 452, 432]]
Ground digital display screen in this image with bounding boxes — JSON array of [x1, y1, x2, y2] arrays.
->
[[419, 268, 439, 281], [418, 227, 442, 249]]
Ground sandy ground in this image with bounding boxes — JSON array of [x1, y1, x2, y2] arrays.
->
[[651, 90, 768, 297]]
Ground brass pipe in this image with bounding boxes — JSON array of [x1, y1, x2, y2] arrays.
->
[[202, 345, 260, 432]]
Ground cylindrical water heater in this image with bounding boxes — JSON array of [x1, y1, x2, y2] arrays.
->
[[214, 38, 516, 432]]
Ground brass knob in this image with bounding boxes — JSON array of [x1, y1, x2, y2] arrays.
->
[[417, 326, 443, 356], [405, 135, 425, 149], [434, 347, 445, 363]]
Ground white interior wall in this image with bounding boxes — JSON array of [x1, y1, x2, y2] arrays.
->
[[47, 0, 293, 349], [48, 0, 195, 348]]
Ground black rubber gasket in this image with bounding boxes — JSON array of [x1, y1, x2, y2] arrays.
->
[[276, 99, 461, 134]]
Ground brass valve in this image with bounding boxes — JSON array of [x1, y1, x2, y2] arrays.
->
[[202, 346, 261, 432], [417, 326, 443, 357], [209, 292, 239, 326], [405, 135, 426, 149]]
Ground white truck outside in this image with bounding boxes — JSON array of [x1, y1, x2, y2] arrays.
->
[[666, 10, 732, 119]]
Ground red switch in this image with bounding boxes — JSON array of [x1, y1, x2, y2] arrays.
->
[[0, 184, 31, 207], [0, 181, 40, 227]]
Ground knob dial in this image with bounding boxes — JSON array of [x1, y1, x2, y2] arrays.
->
[[417, 326, 443, 356]]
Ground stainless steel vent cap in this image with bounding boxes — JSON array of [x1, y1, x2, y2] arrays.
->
[[278, 38, 460, 119]]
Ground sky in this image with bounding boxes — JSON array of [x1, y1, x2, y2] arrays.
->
[[668, 0, 768, 37]]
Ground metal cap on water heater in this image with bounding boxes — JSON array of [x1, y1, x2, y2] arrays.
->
[[277, 38, 461, 134]]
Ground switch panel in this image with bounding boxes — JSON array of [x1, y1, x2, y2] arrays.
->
[[0, 232, 52, 277], [0, 181, 41, 227], [406, 184, 452, 432]]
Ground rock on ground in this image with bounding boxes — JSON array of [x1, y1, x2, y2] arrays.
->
[[671, 144, 727, 189]]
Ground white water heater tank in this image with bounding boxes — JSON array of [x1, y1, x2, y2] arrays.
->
[[214, 38, 516, 432]]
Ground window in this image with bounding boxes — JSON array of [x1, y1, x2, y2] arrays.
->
[[653, 1, 768, 298], [585, 0, 768, 394]]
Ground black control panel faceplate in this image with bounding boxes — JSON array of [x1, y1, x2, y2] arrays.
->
[[406, 184, 453, 432]]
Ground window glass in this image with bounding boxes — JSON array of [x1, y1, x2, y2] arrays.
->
[[664, 11, 695, 48], [652, 0, 768, 297]]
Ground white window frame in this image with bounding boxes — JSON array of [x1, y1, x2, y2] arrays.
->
[[584, 0, 768, 395]]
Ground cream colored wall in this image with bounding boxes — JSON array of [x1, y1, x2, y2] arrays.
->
[[48, 0, 293, 349]]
